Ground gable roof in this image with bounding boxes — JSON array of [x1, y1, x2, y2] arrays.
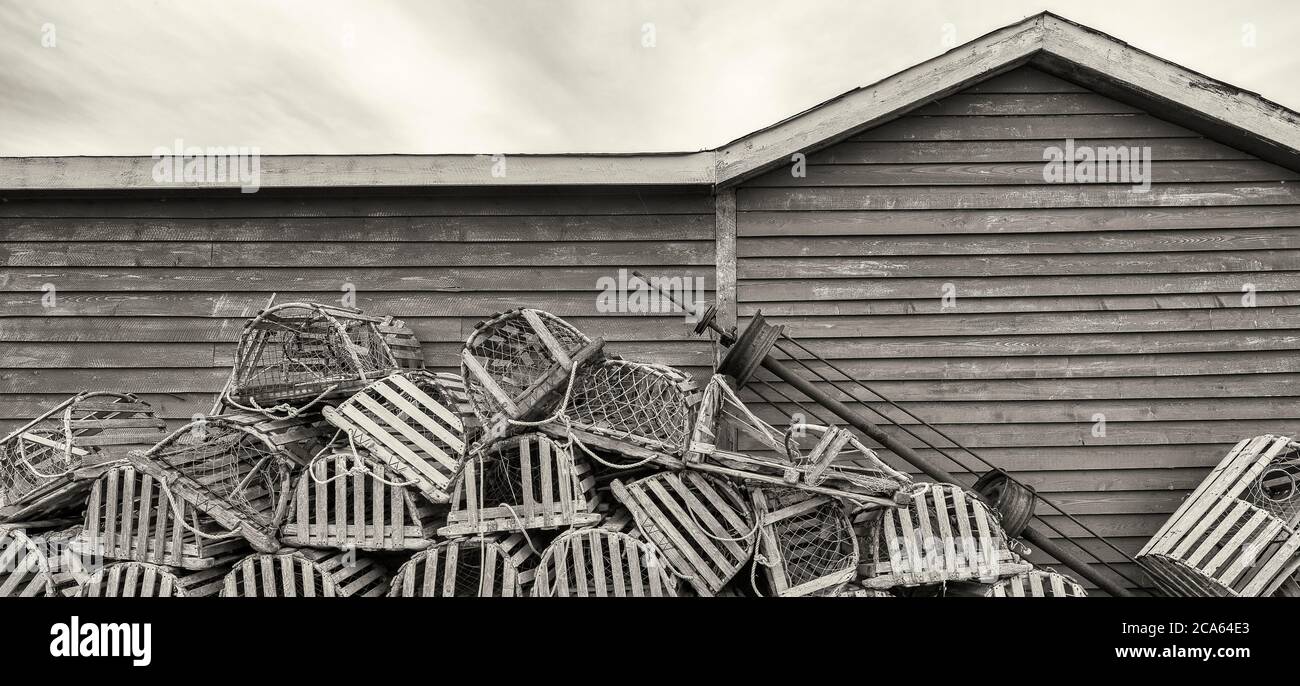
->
[[4, 12, 1299, 191]]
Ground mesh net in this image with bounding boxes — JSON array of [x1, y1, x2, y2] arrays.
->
[[1244, 441, 1300, 526], [231, 304, 394, 405], [568, 359, 694, 452], [461, 309, 590, 421], [150, 420, 291, 530], [0, 423, 79, 508], [534, 529, 677, 597], [394, 539, 526, 597], [759, 487, 857, 595]]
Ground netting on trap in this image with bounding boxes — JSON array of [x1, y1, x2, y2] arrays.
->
[[0, 391, 167, 520], [685, 375, 910, 504], [77, 561, 229, 598], [751, 487, 859, 597], [565, 358, 698, 457], [281, 446, 443, 551], [532, 528, 679, 597], [322, 370, 470, 505], [220, 548, 389, 597], [389, 533, 538, 597], [611, 471, 755, 597], [78, 463, 247, 569], [1139, 435, 1300, 597], [0, 527, 56, 597], [221, 302, 401, 415], [861, 482, 1031, 589], [460, 308, 595, 424], [128, 416, 296, 553], [440, 432, 600, 536]]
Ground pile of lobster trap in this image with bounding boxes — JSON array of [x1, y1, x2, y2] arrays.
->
[[0, 303, 1081, 598]]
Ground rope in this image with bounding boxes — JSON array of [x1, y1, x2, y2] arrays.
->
[[306, 429, 417, 488], [221, 382, 340, 420], [155, 477, 243, 541]]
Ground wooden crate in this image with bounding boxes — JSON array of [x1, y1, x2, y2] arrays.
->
[[751, 487, 858, 597], [220, 548, 389, 597], [440, 432, 600, 537], [388, 533, 537, 597], [77, 464, 248, 569], [532, 529, 679, 597], [0, 391, 167, 522], [220, 302, 404, 414], [322, 371, 469, 504], [127, 416, 296, 553], [1138, 434, 1300, 597], [0, 526, 56, 597], [281, 447, 443, 551], [610, 471, 755, 596], [77, 561, 230, 598], [565, 358, 698, 457], [860, 482, 1032, 589]]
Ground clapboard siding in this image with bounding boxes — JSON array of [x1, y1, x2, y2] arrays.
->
[[736, 66, 1300, 594], [0, 187, 715, 421]]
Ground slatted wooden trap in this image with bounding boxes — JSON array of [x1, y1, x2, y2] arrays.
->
[[281, 447, 442, 551], [611, 471, 755, 596], [751, 486, 859, 597], [77, 463, 248, 568], [127, 416, 296, 553], [565, 358, 698, 458], [388, 533, 537, 597], [860, 482, 1031, 589], [460, 308, 605, 439], [221, 548, 389, 597], [210, 411, 333, 467], [1138, 434, 1300, 597], [77, 561, 229, 598], [0, 526, 56, 597], [440, 432, 600, 536], [220, 302, 405, 414], [322, 371, 469, 505], [532, 528, 679, 597], [379, 316, 425, 371], [0, 392, 167, 521], [988, 569, 1088, 597]]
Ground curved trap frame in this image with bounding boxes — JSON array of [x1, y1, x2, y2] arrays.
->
[[220, 302, 403, 415], [751, 487, 859, 597], [860, 482, 1031, 589], [77, 561, 229, 598], [127, 416, 296, 553], [460, 308, 604, 434], [988, 569, 1088, 597], [1138, 434, 1300, 597], [440, 432, 600, 537], [220, 548, 389, 597], [322, 371, 470, 505], [388, 533, 537, 597], [281, 447, 442, 551], [611, 471, 755, 597], [0, 392, 167, 521], [532, 528, 679, 597], [565, 358, 698, 457], [77, 463, 248, 569], [0, 526, 56, 597]]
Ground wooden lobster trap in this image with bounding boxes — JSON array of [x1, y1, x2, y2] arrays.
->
[[440, 432, 600, 537], [388, 533, 537, 597], [210, 411, 334, 467], [281, 447, 442, 551], [77, 561, 230, 598], [532, 528, 679, 597], [322, 370, 470, 505], [1138, 434, 1300, 597], [379, 316, 426, 371], [0, 392, 167, 521], [610, 471, 755, 596], [860, 482, 1031, 589], [77, 463, 248, 569], [751, 486, 859, 597], [220, 548, 389, 597], [220, 302, 405, 415], [127, 416, 296, 553], [0, 526, 57, 597], [684, 376, 909, 508], [564, 358, 698, 459], [460, 308, 604, 440], [988, 569, 1088, 597]]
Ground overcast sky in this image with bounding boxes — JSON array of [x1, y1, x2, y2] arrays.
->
[[1, 0, 1296, 156]]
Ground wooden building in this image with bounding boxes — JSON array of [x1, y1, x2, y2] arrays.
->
[[2, 13, 1297, 594]]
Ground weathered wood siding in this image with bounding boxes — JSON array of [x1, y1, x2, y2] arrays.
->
[[737, 66, 1300, 593], [0, 187, 715, 431]]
